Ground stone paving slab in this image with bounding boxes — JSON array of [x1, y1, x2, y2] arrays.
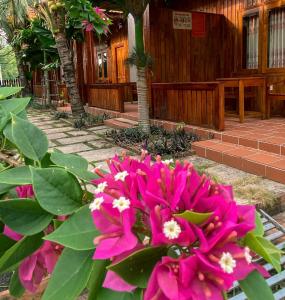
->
[[87, 140, 113, 149], [87, 125, 109, 131], [67, 130, 90, 136], [43, 127, 74, 134], [55, 143, 93, 154], [58, 135, 101, 145], [47, 132, 69, 140], [78, 147, 126, 162]]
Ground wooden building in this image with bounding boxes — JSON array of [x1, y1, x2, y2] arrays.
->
[[33, 0, 285, 130]]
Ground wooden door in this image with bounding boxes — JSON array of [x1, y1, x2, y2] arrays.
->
[[115, 45, 126, 83]]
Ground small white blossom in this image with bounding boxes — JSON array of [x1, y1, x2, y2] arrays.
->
[[95, 182, 108, 194], [219, 252, 236, 274], [112, 197, 130, 212], [143, 236, 150, 246], [163, 220, 181, 240], [162, 159, 174, 165], [89, 197, 104, 211], [114, 171, 129, 182], [244, 247, 252, 264]]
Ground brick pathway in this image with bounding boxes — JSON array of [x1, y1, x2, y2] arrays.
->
[[28, 110, 128, 171]]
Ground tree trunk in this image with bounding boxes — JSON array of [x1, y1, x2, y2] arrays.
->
[[134, 16, 150, 133], [14, 51, 30, 96], [43, 50, 51, 106], [54, 32, 85, 115]]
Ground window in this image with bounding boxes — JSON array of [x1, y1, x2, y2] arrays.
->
[[97, 50, 108, 79], [268, 7, 285, 68], [243, 14, 259, 69]]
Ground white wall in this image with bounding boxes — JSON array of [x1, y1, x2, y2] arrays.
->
[[127, 14, 137, 82]]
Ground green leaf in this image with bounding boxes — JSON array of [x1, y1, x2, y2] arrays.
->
[[9, 269, 25, 298], [1, 98, 30, 115], [0, 233, 43, 274], [0, 183, 15, 196], [42, 248, 94, 300], [96, 288, 139, 300], [174, 210, 213, 225], [245, 232, 282, 272], [87, 260, 109, 300], [31, 167, 83, 215], [108, 247, 168, 288], [45, 205, 98, 250], [50, 151, 98, 181], [253, 212, 264, 236], [0, 87, 22, 99], [0, 166, 32, 185], [239, 270, 274, 300], [11, 114, 48, 162], [0, 199, 53, 235], [0, 234, 16, 257]]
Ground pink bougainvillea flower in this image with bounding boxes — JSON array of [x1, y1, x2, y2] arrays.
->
[[103, 270, 136, 292], [19, 241, 60, 293], [16, 184, 34, 198], [3, 226, 22, 241], [150, 206, 196, 247], [91, 201, 138, 259]]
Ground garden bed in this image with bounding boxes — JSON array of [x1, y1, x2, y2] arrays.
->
[[104, 125, 200, 158]]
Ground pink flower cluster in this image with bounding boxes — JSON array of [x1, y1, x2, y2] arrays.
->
[[82, 7, 108, 33], [3, 185, 62, 293], [90, 153, 268, 300]]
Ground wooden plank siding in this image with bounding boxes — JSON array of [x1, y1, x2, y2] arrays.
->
[[152, 82, 223, 130]]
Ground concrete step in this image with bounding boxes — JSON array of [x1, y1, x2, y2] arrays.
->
[[104, 118, 138, 129], [192, 139, 285, 184]]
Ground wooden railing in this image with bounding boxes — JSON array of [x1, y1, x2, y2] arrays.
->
[[0, 78, 21, 87], [151, 82, 224, 130], [86, 83, 137, 113]]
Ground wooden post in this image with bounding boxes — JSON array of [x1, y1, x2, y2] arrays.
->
[[218, 82, 225, 131], [239, 80, 245, 123]]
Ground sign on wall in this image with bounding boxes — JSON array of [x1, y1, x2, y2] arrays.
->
[[173, 11, 192, 30]]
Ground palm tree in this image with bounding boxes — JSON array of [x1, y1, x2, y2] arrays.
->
[[35, 0, 108, 115], [97, 0, 151, 133], [0, 0, 30, 94]]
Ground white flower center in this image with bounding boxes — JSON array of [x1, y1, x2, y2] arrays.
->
[[143, 236, 150, 245], [114, 171, 129, 182], [95, 182, 108, 194], [162, 159, 174, 165], [163, 220, 181, 240], [112, 196, 130, 212], [89, 197, 104, 211], [219, 252, 236, 274], [244, 247, 252, 264]]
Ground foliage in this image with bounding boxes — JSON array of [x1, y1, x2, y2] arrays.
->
[[73, 113, 110, 129], [106, 125, 200, 157], [52, 111, 69, 120], [0, 45, 18, 79], [0, 85, 281, 300]]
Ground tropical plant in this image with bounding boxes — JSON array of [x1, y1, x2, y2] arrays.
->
[[0, 86, 282, 300], [0, 0, 31, 94], [34, 0, 110, 115], [0, 45, 18, 79]]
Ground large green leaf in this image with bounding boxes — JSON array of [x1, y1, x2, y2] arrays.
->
[[31, 167, 83, 215], [87, 260, 109, 300], [239, 270, 274, 300], [0, 199, 53, 235], [0, 234, 16, 257], [11, 114, 48, 162], [50, 151, 97, 181], [9, 268, 25, 298], [174, 210, 213, 225], [45, 205, 98, 250], [108, 247, 167, 288], [42, 248, 94, 300], [0, 183, 15, 196], [0, 233, 43, 274], [0, 166, 32, 185], [244, 232, 282, 272], [1, 98, 30, 115], [0, 87, 22, 100]]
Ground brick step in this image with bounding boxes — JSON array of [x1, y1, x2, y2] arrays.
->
[[104, 118, 138, 129], [192, 139, 285, 184]]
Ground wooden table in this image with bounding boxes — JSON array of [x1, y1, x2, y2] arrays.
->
[[217, 76, 266, 123]]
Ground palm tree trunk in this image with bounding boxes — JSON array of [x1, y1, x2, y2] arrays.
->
[[134, 16, 150, 133], [54, 32, 85, 115]]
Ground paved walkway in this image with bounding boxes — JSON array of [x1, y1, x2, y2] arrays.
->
[[28, 110, 128, 170]]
